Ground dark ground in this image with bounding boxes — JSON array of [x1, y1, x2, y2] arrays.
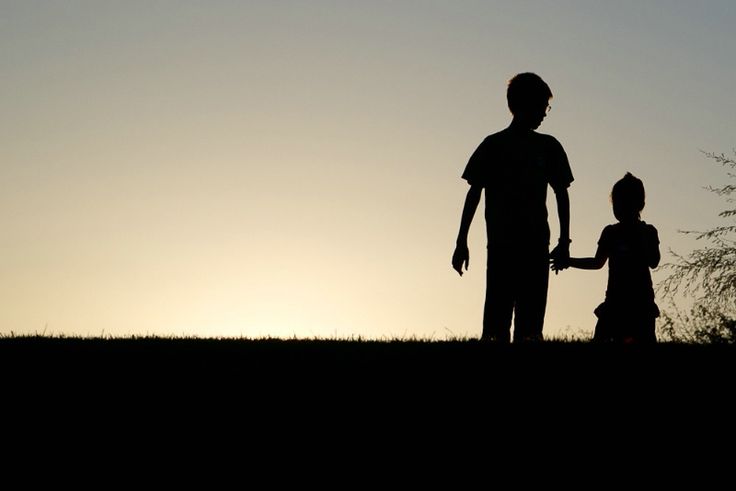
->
[[2, 338, 733, 469], [3, 337, 733, 404]]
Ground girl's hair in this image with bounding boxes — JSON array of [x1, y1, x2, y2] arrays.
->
[[611, 172, 645, 220]]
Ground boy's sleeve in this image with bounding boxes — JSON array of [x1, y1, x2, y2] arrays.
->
[[461, 137, 490, 186], [547, 137, 574, 191]]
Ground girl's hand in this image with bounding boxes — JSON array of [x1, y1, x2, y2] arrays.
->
[[549, 253, 570, 274]]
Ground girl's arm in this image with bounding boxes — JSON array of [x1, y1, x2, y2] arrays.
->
[[568, 244, 608, 270], [647, 226, 661, 268], [648, 245, 661, 269]]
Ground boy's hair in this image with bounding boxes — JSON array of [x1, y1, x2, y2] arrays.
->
[[507, 73, 553, 115], [611, 172, 646, 219]]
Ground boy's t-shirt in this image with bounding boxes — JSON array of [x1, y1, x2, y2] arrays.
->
[[462, 127, 573, 246], [598, 221, 660, 306]]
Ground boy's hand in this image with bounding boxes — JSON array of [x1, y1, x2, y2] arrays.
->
[[550, 242, 570, 275], [452, 244, 469, 276]]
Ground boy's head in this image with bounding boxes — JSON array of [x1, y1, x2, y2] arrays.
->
[[507, 73, 552, 129], [611, 172, 646, 222]]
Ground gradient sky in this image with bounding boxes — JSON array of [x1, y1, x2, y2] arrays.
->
[[2, 1, 735, 339]]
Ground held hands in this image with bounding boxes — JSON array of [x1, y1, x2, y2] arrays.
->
[[452, 243, 469, 276], [549, 240, 571, 275]]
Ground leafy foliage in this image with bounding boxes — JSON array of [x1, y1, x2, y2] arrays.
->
[[659, 302, 736, 344], [658, 151, 736, 343]]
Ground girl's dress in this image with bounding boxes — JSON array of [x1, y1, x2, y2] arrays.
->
[[593, 220, 660, 343]]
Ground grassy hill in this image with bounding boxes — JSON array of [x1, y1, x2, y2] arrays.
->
[[3, 336, 732, 462], [3, 336, 733, 397]]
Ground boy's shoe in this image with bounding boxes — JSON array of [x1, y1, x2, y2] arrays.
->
[[480, 334, 510, 344], [514, 333, 544, 343]]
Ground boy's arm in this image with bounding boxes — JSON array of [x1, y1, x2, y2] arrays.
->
[[550, 186, 571, 265], [452, 185, 483, 276]]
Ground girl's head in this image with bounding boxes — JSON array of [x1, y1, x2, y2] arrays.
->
[[611, 172, 645, 222]]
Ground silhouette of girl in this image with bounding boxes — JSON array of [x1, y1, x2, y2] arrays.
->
[[553, 173, 660, 343]]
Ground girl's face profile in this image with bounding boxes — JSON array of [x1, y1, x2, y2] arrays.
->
[[612, 200, 639, 222]]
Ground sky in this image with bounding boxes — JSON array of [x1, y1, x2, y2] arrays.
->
[[1, 1, 735, 339]]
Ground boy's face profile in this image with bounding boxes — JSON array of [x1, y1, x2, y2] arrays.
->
[[506, 73, 553, 130], [513, 98, 551, 130]]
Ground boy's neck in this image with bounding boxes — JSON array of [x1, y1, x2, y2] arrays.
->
[[509, 118, 536, 132]]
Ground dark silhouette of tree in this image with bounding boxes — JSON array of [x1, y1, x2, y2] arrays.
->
[[658, 150, 736, 343]]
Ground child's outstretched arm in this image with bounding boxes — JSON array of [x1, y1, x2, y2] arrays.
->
[[551, 243, 607, 272], [568, 244, 608, 270], [452, 184, 482, 276]]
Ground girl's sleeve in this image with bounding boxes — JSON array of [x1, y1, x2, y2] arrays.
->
[[644, 224, 661, 267], [649, 224, 660, 251], [646, 224, 659, 245], [597, 225, 612, 253]]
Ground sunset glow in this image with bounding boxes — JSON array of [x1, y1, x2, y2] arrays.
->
[[1, 1, 734, 339]]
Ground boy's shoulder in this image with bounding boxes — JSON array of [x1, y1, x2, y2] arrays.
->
[[481, 129, 563, 145], [533, 131, 565, 148], [481, 129, 510, 143], [477, 130, 568, 164]]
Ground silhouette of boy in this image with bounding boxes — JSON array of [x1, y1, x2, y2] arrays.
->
[[552, 173, 660, 343], [452, 73, 573, 343]]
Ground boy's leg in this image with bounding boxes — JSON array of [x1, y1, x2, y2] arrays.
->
[[513, 247, 549, 342], [482, 247, 514, 342]]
